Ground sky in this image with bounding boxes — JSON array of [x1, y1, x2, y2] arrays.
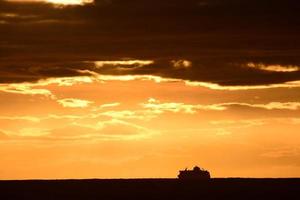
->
[[0, 0, 300, 179]]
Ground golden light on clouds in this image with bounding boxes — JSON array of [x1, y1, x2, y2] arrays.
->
[[141, 98, 226, 114], [185, 80, 300, 90], [0, 83, 54, 97], [58, 98, 93, 108], [93, 60, 155, 68], [5, 0, 94, 6], [171, 59, 192, 69], [46, 0, 93, 5], [1, 75, 300, 179], [247, 63, 300, 72], [100, 102, 121, 109], [2, 0, 300, 181]]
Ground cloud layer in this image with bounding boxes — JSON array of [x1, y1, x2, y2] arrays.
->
[[0, 0, 300, 87]]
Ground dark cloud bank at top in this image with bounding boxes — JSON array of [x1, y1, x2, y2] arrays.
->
[[0, 0, 300, 86]]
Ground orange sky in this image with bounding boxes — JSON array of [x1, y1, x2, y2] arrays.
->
[[1, 73, 300, 179], [1, 0, 300, 179]]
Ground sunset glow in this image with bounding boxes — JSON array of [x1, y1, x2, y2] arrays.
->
[[1, 0, 300, 180], [5, 0, 94, 6], [46, 0, 93, 5]]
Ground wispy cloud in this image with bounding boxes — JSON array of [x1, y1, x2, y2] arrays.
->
[[100, 110, 158, 120], [247, 63, 300, 72], [222, 102, 300, 111], [0, 76, 93, 97], [0, 83, 53, 97], [57, 98, 93, 108], [100, 103, 121, 109], [142, 98, 225, 114], [93, 60, 154, 68], [185, 80, 300, 91], [142, 98, 300, 114], [5, 0, 94, 6], [0, 116, 40, 122], [5, 119, 155, 141], [92, 102, 121, 111]]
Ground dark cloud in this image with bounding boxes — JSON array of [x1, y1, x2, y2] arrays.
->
[[1, 0, 300, 85]]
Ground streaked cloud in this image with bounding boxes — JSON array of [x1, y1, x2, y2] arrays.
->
[[101, 102, 120, 108], [0, 116, 40, 122], [47, 71, 300, 92], [185, 80, 300, 91], [96, 102, 121, 110], [101, 110, 142, 119], [222, 102, 300, 111], [0, 13, 19, 18], [7, 119, 155, 141], [5, 0, 94, 6], [0, 83, 53, 97], [57, 98, 93, 108], [99, 119, 154, 139], [93, 60, 154, 68], [142, 98, 226, 114], [38, 76, 94, 87], [142, 99, 300, 115], [46, 0, 94, 5], [19, 127, 50, 137], [0, 12, 37, 20], [90, 73, 178, 84], [247, 63, 300, 72], [0, 76, 93, 96], [4, 73, 300, 99], [100, 110, 158, 120]]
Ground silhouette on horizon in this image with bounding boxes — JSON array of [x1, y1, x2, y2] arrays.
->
[[178, 166, 211, 180]]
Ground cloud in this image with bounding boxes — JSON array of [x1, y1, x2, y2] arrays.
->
[[185, 80, 300, 91], [0, 116, 40, 122], [222, 102, 300, 111], [91, 102, 121, 111], [57, 98, 93, 108], [2, 71, 300, 100], [0, 75, 93, 96], [5, 0, 94, 6], [100, 102, 121, 109], [96, 99, 300, 122], [1, 0, 300, 87], [93, 60, 154, 68], [20, 119, 154, 141], [88, 72, 178, 83], [0, 83, 53, 97], [99, 120, 152, 138], [171, 60, 192, 69], [247, 63, 300, 72], [3, 70, 300, 99], [19, 127, 50, 137], [100, 110, 158, 120], [142, 98, 226, 114], [210, 119, 266, 129], [209, 118, 300, 130], [142, 99, 300, 115]]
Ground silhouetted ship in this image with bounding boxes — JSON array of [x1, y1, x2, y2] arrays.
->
[[178, 166, 211, 180]]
